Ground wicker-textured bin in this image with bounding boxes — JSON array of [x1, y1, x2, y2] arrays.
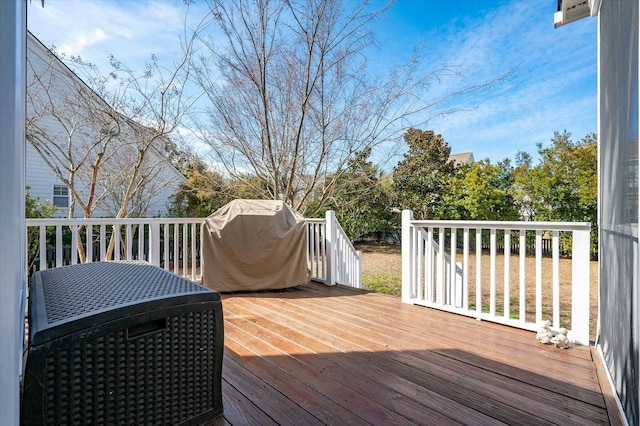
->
[[22, 262, 224, 426]]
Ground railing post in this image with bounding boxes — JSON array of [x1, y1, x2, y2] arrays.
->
[[71, 225, 78, 265], [56, 225, 63, 267], [356, 250, 363, 289], [39, 225, 47, 270], [114, 224, 121, 261], [149, 222, 161, 267], [86, 224, 93, 263], [325, 210, 337, 286], [402, 210, 414, 304], [571, 228, 591, 345]]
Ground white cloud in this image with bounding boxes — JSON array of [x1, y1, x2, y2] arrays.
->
[[57, 27, 110, 57], [393, 0, 597, 161], [27, 0, 205, 74]]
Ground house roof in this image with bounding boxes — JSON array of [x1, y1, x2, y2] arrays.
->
[[448, 152, 474, 166]]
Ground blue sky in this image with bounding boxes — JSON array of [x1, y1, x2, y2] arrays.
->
[[27, 0, 597, 164]]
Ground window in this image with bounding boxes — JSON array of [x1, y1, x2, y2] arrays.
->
[[53, 185, 69, 208]]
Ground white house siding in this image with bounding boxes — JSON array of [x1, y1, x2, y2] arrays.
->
[[88, 144, 184, 218], [26, 143, 181, 218], [25, 142, 60, 213], [26, 32, 184, 218], [134, 158, 184, 218]]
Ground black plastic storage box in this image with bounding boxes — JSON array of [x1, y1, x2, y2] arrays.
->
[[22, 261, 224, 425]]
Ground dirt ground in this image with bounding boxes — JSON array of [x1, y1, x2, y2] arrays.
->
[[357, 243, 599, 340]]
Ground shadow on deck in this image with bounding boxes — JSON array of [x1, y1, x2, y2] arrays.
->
[[210, 282, 616, 425]]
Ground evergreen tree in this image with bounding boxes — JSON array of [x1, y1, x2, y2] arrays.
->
[[392, 128, 456, 219]]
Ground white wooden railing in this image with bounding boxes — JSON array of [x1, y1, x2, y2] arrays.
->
[[26, 210, 362, 288], [401, 210, 592, 345], [306, 211, 362, 287], [26, 217, 204, 281]]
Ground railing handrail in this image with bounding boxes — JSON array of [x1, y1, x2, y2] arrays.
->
[[304, 218, 325, 224], [410, 219, 591, 232], [333, 216, 362, 288], [26, 217, 203, 225]]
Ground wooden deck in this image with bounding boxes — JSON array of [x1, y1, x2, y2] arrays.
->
[[210, 282, 615, 426]]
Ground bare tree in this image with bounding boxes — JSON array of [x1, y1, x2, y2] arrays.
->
[[26, 34, 198, 216], [191, 0, 503, 214], [26, 19, 200, 259]]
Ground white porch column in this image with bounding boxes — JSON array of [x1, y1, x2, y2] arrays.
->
[[0, 1, 27, 424]]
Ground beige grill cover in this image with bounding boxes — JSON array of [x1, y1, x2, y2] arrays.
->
[[201, 199, 308, 291]]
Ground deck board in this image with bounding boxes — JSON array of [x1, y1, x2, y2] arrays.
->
[[209, 282, 613, 425]]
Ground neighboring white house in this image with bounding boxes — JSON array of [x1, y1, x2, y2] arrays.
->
[[25, 31, 185, 218]]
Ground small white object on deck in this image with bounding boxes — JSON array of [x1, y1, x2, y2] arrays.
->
[[552, 327, 570, 349], [536, 320, 553, 344]]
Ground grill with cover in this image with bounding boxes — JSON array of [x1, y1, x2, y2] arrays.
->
[[201, 199, 308, 292]]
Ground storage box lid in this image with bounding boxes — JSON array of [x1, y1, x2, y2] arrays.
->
[[29, 261, 218, 345]]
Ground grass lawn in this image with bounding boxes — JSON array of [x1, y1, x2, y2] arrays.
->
[[358, 243, 403, 296], [357, 242, 599, 340]]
